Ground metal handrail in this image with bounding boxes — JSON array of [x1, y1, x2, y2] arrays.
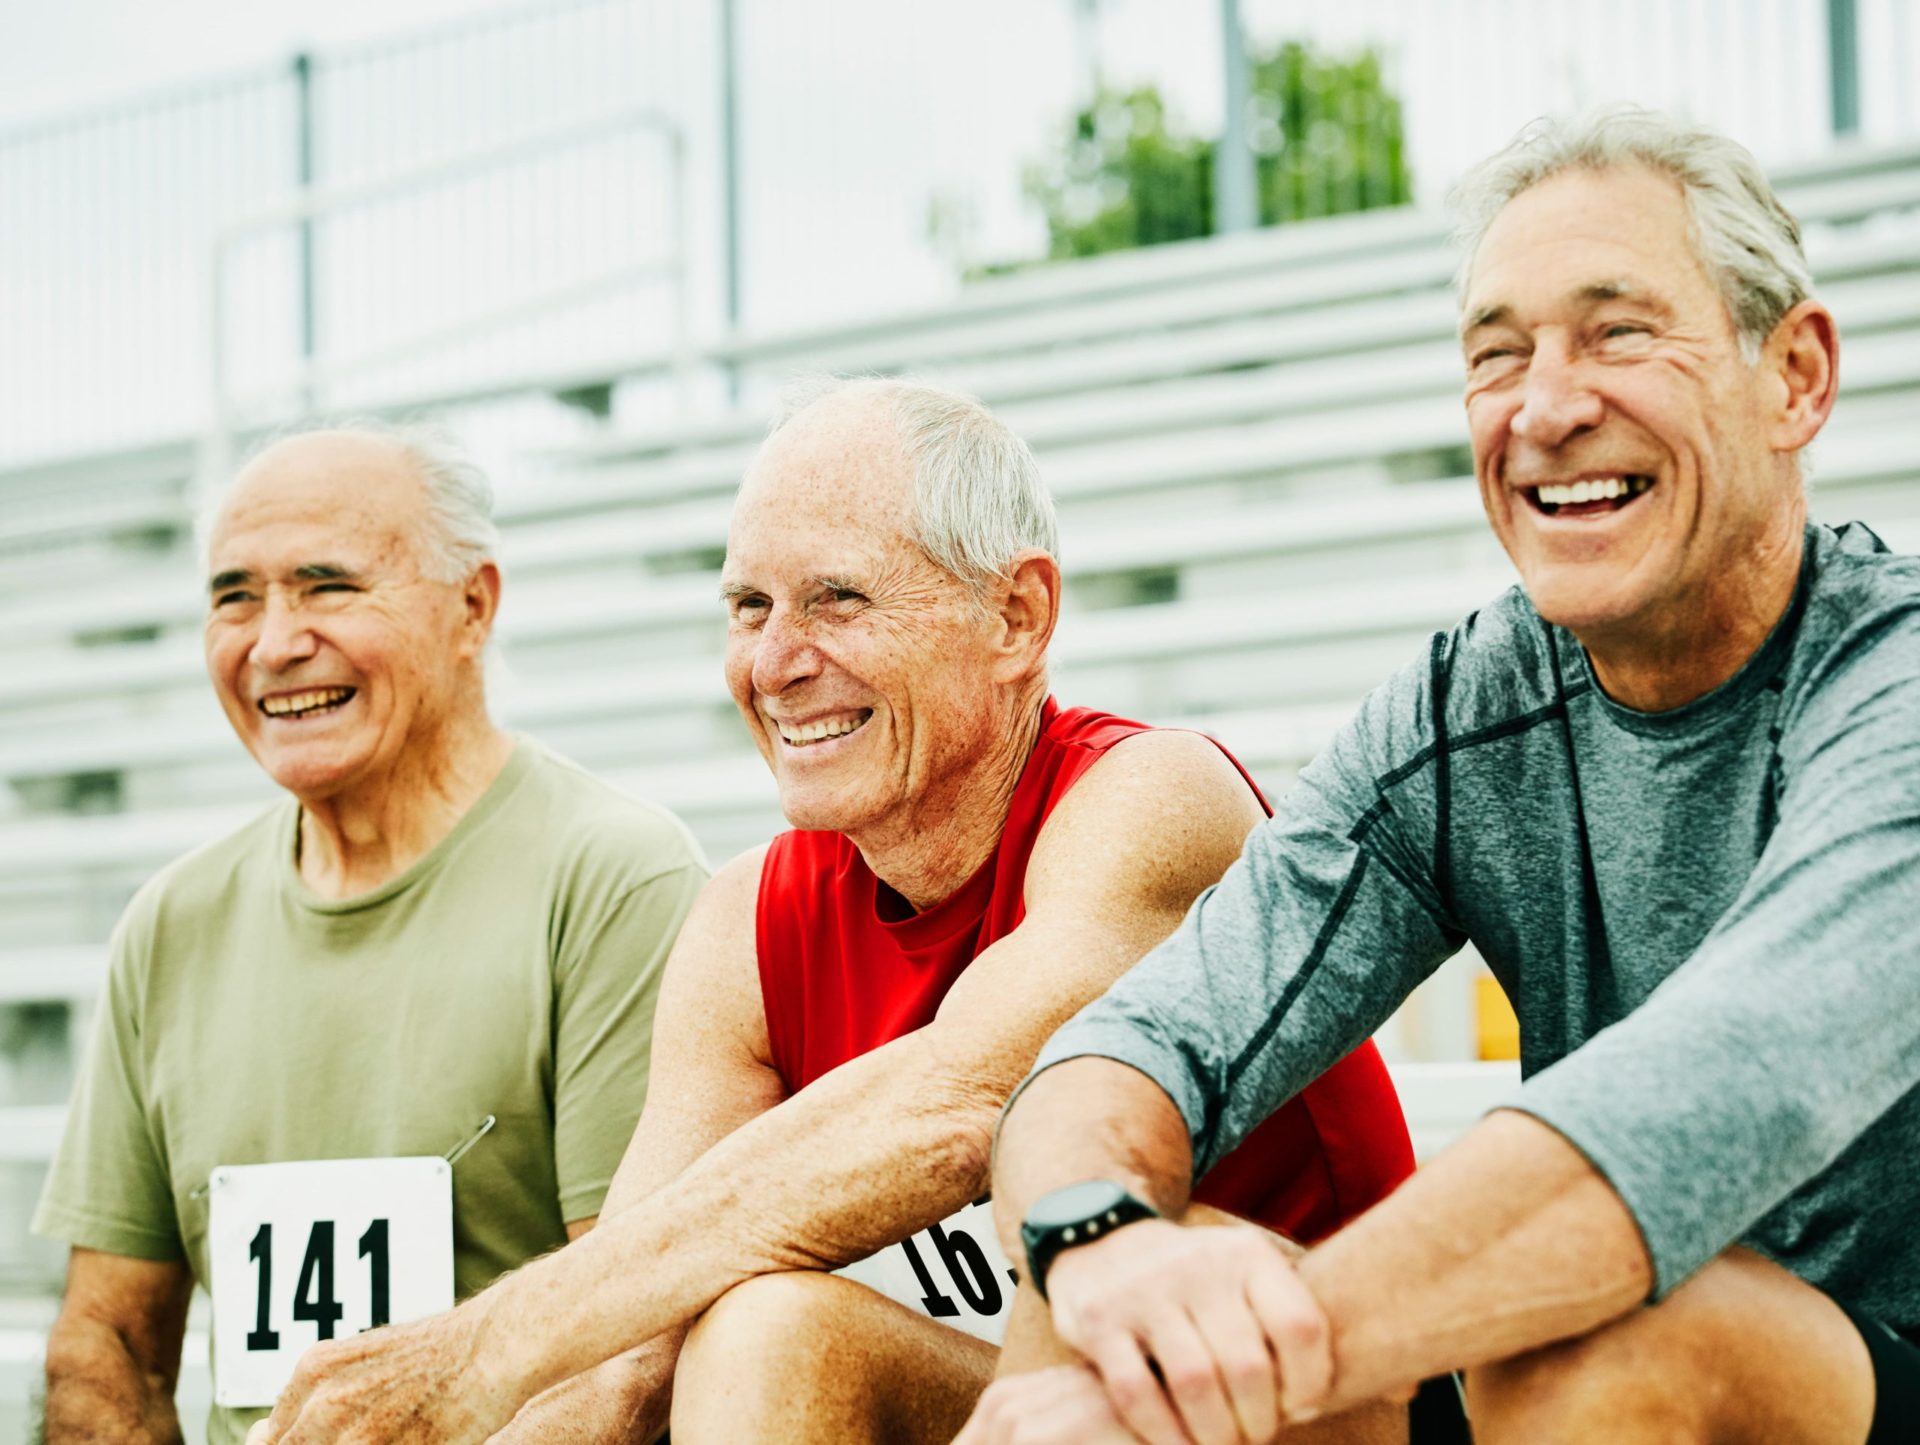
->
[[203, 105, 690, 488]]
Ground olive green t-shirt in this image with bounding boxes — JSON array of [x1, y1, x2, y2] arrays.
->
[[34, 739, 707, 1444]]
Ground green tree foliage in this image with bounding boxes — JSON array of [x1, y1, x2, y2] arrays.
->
[[1023, 86, 1215, 261], [1251, 42, 1412, 224], [1020, 40, 1413, 263]]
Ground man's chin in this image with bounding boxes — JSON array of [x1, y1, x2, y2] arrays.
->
[[1518, 562, 1657, 636], [775, 782, 871, 837], [256, 747, 366, 804], [777, 800, 855, 835]]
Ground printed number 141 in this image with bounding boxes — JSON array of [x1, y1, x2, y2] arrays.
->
[[245, 1219, 391, 1350]]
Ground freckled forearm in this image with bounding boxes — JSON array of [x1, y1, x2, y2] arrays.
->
[[991, 1057, 1196, 1260], [43, 1323, 183, 1444], [474, 1046, 1005, 1399]]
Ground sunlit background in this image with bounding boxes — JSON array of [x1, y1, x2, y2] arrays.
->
[[4, 1, 1919, 1434]]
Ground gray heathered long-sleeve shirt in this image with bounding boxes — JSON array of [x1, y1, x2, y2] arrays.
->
[[1030, 521, 1920, 1324]]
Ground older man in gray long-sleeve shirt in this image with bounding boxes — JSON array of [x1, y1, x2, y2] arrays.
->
[[961, 111, 1920, 1445]]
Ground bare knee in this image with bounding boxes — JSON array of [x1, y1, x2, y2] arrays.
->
[[681, 1270, 846, 1378], [675, 1271, 996, 1445], [672, 1272, 858, 1442], [1468, 1312, 1709, 1444], [1469, 1250, 1874, 1445]]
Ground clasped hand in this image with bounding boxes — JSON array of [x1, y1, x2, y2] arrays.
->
[[962, 1220, 1334, 1445], [244, 1306, 518, 1444]]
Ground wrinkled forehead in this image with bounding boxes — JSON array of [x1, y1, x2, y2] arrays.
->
[[725, 401, 919, 568], [209, 433, 429, 564], [1461, 163, 1711, 322]]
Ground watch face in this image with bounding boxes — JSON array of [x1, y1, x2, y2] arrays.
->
[[1026, 1179, 1133, 1232]]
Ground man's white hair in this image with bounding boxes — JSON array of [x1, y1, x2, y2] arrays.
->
[[765, 376, 1060, 596], [1449, 106, 1813, 362], [196, 416, 500, 583]]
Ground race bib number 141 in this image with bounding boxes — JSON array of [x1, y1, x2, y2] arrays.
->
[[206, 1157, 455, 1408]]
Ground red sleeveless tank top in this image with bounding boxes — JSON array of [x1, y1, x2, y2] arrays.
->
[[756, 698, 1414, 1242]]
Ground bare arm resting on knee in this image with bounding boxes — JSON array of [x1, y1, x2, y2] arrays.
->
[[991, 1058, 1650, 1429], [1297, 1109, 1650, 1408], [43, 1248, 194, 1443], [974, 1200, 1421, 1445], [256, 730, 1263, 1441], [491, 846, 788, 1441]]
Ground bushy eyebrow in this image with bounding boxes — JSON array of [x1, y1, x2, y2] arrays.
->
[[1461, 280, 1670, 342], [720, 575, 867, 602], [1577, 279, 1673, 311], [208, 562, 359, 593], [1461, 302, 1511, 338]]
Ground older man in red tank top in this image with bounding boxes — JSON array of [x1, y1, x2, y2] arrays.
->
[[251, 379, 1416, 1445]]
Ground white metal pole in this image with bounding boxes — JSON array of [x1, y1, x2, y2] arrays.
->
[[1215, 0, 1257, 234], [201, 236, 234, 503]]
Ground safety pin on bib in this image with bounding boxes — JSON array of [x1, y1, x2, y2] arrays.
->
[[444, 1114, 496, 1166]]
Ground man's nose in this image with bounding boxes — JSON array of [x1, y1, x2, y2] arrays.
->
[[750, 604, 822, 697], [250, 593, 318, 672], [1511, 346, 1604, 449]]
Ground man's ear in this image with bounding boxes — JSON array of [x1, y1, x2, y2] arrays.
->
[[459, 560, 504, 658], [990, 550, 1063, 682], [1764, 299, 1839, 454]]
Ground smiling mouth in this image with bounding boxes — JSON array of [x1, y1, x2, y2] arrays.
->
[[259, 686, 356, 719], [1525, 474, 1654, 518], [776, 709, 873, 747]]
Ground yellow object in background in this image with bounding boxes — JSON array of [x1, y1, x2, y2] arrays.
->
[[1476, 974, 1521, 1061]]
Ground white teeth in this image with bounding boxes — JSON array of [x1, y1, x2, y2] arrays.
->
[[1536, 476, 1639, 506], [778, 714, 868, 745], [262, 687, 352, 717]]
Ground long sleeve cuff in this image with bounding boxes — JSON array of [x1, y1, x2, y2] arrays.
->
[[1001, 1024, 1211, 1171]]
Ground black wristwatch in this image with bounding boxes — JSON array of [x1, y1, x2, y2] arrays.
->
[[1020, 1179, 1160, 1300]]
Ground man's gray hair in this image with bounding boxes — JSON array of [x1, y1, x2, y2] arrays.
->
[[197, 416, 499, 583], [766, 376, 1060, 595], [1449, 107, 1813, 361]]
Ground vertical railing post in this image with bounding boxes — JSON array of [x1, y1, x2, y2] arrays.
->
[[719, 0, 743, 401], [203, 233, 234, 502], [671, 127, 695, 416], [293, 51, 319, 409], [1828, 0, 1861, 138], [1072, 0, 1104, 103], [1214, 0, 1257, 235]]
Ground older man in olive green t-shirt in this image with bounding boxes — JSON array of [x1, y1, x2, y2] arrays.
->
[[32, 424, 706, 1445]]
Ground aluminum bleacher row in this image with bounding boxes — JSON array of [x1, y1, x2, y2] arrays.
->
[[2, 136, 1919, 1434]]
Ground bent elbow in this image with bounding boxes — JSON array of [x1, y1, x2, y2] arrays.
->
[[876, 1020, 1010, 1163], [908, 1057, 1002, 1201], [940, 1097, 999, 1198]]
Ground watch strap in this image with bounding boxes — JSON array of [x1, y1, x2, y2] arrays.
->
[[1021, 1183, 1159, 1301]]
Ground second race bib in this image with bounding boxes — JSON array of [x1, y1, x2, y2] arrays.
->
[[837, 1196, 1019, 1344], [205, 1156, 455, 1408]]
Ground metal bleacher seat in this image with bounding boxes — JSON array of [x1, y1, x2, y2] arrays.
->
[[0, 949, 106, 1009]]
